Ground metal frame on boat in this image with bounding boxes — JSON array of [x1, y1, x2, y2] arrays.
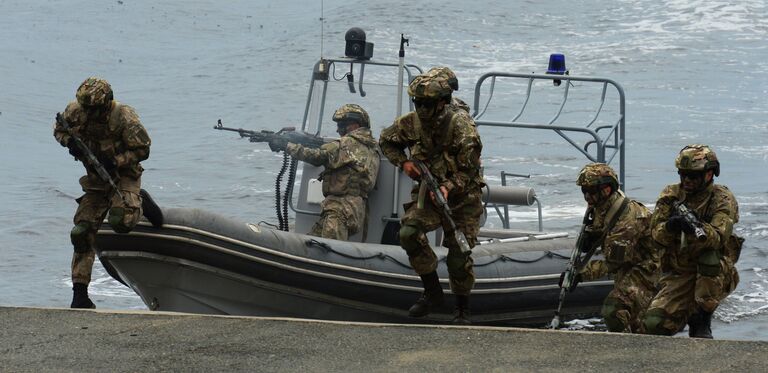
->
[[96, 36, 626, 326]]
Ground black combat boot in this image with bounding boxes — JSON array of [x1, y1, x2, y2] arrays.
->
[[452, 295, 472, 325], [71, 283, 96, 309], [688, 309, 713, 339], [408, 271, 444, 317]]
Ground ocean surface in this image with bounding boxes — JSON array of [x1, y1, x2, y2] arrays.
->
[[1, 0, 766, 340]]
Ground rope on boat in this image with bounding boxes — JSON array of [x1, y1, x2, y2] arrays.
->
[[473, 251, 570, 267], [305, 239, 571, 270]]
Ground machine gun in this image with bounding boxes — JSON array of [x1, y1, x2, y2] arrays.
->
[[213, 120, 325, 149], [56, 113, 127, 206], [550, 207, 596, 329], [412, 160, 472, 255], [672, 200, 707, 242]]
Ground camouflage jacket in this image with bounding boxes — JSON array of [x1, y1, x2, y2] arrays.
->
[[580, 192, 660, 287], [379, 106, 484, 199], [286, 127, 380, 198], [650, 182, 739, 272], [450, 97, 470, 113], [54, 101, 150, 190]]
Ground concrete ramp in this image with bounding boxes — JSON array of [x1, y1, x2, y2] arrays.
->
[[1, 307, 765, 372]]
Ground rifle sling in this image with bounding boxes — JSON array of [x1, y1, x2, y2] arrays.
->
[[603, 194, 630, 238], [579, 195, 630, 267]]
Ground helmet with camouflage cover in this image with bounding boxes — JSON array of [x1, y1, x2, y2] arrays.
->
[[426, 66, 459, 91], [332, 104, 370, 127], [76, 77, 113, 108], [576, 163, 619, 191], [675, 144, 720, 176], [408, 73, 453, 99]]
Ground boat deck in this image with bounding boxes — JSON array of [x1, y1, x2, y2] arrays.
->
[[2, 306, 765, 372]]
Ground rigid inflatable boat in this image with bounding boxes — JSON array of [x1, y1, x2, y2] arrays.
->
[[96, 31, 627, 326]]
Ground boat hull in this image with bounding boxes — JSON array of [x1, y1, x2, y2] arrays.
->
[[97, 208, 611, 325]]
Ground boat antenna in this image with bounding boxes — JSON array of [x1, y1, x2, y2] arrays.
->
[[319, 0, 325, 58], [381, 33, 409, 245]]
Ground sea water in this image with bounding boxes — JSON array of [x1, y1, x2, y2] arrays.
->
[[1, 0, 766, 340]]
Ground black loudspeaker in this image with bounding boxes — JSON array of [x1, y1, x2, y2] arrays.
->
[[344, 27, 374, 60]]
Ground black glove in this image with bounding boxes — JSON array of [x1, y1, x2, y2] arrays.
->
[[268, 137, 289, 152], [558, 271, 581, 292], [66, 138, 83, 158], [665, 215, 689, 233], [579, 229, 599, 253], [97, 154, 117, 171]]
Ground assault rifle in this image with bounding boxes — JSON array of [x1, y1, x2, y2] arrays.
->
[[412, 160, 472, 255], [213, 120, 324, 149], [56, 113, 127, 205], [672, 200, 707, 241], [56, 113, 164, 228], [550, 207, 596, 329]]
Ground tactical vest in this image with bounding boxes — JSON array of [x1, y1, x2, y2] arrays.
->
[[411, 108, 483, 194], [321, 132, 379, 198]]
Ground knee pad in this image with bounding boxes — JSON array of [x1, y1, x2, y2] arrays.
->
[[643, 308, 674, 336], [446, 253, 469, 281], [399, 224, 422, 256], [108, 207, 133, 233], [601, 298, 626, 332], [70, 222, 92, 253]]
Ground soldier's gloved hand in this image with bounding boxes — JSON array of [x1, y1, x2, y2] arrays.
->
[[66, 138, 83, 158], [268, 137, 289, 152], [665, 215, 687, 233], [97, 154, 117, 171], [580, 229, 599, 252]]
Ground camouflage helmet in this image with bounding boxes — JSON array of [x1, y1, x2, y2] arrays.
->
[[675, 144, 720, 176], [332, 104, 370, 127], [76, 77, 113, 108], [426, 66, 459, 91], [576, 163, 619, 190], [407, 73, 453, 99]]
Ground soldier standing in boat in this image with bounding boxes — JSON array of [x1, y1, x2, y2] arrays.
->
[[53, 77, 151, 308], [562, 163, 660, 333], [379, 69, 484, 324], [643, 145, 742, 338], [425, 66, 470, 113], [268, 104, 380, 241]]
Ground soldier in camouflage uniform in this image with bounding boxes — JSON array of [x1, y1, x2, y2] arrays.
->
[[643, 145, 741, 339], [269, 104, 380, 241], [561, 163, 660, 333], [425, 66, 470, 113], [379, 70, 484, 324], [53, 77, 151, 308]]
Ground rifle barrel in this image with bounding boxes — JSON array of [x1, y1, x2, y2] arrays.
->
[[412, 160, 472, 254]]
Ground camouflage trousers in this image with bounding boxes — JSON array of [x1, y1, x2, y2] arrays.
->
[[399, 190, 482, 296], [601, 267, 658, 333], [71, 181, 142, 285], [308, 195, 365, 241], [644, 257, 739, 334]]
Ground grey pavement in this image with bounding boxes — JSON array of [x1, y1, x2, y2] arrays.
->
[[1, 306, 766, 372]]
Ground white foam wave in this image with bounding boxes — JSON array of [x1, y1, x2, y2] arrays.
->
[[717, 267, 768, 323], [562, 317, 604, 330], [719, 145, 768, 160]]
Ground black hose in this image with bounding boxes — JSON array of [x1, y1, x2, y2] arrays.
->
[[275, 153, 290, 231], [281, 157, 299, 232]]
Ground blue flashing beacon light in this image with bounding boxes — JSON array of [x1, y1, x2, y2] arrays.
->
[[546, 53, 568, 86]]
